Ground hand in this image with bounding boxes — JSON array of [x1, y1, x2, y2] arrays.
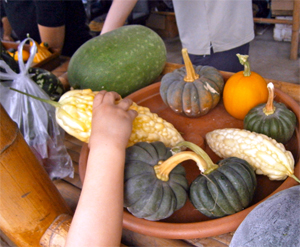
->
[[89, 91, 137, 149]]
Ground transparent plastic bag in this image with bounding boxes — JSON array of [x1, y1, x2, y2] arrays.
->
[[0, 38, 74, 180]]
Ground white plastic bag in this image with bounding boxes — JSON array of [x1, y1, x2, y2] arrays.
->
[[0, 38, 74, 180]]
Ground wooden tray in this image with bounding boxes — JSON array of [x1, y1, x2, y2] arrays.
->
[[79, 82, 300, 239], [1, 41, 60, 71]]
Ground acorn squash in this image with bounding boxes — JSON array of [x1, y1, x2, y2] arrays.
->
[[172, 141, 257, 218], [244, 82, 296, 144], [124, 141, 190, 221], [160, 48, 224, 117]]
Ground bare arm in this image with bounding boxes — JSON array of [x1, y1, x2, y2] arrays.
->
[[1, 16, 14, 41], [38, 24, 65, 54], [65, 91, 137, 247], [101, 0, 138, 34]]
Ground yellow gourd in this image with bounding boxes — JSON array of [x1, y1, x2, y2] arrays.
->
[[223, 54, 268, 120], [10, 88, 184, 147]]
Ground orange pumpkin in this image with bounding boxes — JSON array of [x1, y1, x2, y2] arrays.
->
[[223, 54, 268, 120], [29, 40, 52, 63]]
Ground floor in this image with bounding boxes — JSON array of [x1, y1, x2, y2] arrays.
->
[[163, 24, 300, 85]]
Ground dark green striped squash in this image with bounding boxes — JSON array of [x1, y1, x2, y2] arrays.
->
[[124, 141, 189, 221], [244, 82, 296, 144], [172, 141, 257, 219], [160, 48, 224, 117], [68, 25, 167, 97]]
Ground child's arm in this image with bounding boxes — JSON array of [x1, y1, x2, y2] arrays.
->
[[65, 91, 137, 247], [101, 0, 138, 34]]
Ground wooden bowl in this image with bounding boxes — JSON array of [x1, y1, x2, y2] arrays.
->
[[79, 82, 300, 239]]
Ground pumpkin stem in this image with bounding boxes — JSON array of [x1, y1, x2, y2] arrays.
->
[[9, 87, 61, 108], [172, 141, 219, 174], [237, 54, 251, 77], [154, 151, 207, 181], [263, 82, 276, 115], [182, 48, 199, 82]]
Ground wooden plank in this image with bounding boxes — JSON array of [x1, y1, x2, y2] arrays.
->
[[290, 0, 300, 60], [185, 232, 233, 247]]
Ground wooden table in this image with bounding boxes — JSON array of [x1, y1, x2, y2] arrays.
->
[[50, 60, 300, 247], [1, 59, 299, 246]]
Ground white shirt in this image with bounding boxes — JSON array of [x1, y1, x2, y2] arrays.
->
[[172, 0, 255, 55]]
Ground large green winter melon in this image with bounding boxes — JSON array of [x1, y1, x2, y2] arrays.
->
[[67, 25, 167, 96]]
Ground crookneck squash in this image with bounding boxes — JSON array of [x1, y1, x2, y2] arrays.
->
[[223, 54, 268, 120], [172, 141, 257, 218], [124, 141, 191, 221], [160, 48, 224, 117], [244, 82, 296, 144]]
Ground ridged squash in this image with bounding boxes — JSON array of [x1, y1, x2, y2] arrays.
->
[[124, 141, 189, 221], [68, 25, 167, 97]]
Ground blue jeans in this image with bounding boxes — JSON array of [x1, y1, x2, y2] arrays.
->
[[188, 43, 250, 73]]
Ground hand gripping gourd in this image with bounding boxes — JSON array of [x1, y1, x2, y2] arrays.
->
[[11, 88, 184, 147], [206, 128, 300, 183]]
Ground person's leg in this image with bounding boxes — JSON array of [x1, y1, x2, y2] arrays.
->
[[188, 43, 250, 73]]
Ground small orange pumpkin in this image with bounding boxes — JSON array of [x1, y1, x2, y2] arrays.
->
[[223, 54, 268, 120]]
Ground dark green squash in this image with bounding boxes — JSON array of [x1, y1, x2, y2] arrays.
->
[[172, 141, 257, 218], [124, 141, 189, 221], [244, 82, 296, 144], [160, 48, 224, 117], [28, 67, 65, 101], [190, 157, 257, 218]]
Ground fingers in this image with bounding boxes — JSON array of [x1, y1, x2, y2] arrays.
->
[[94, 90, 135, 111], [117, 98, 133, 111], [93, 91, 120, 108]]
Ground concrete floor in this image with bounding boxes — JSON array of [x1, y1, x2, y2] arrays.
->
[[163, 24, 300, 85]]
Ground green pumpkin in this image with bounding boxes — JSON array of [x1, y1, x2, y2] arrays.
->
[[171, 141, 257, 219], [244, 83, 296, 144], [124, 141, 189, 221], [160, 48, 224, 117], [189, 157, 257, 218]]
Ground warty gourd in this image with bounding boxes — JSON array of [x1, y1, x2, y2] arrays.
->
[[206, 128, 300, 183], [11, 88, 184, 147]]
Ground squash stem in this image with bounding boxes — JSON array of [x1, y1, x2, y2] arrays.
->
[[154, 151, 207, 181], [182, 48, 199, 82], [263, 82, 276, 115], [9, 87, 61, 108], [290, 174, 300, 183], [237, 54, 251, 77], [172, 141, 219, 174]]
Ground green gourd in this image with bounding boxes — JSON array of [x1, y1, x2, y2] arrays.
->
[[28, 67, 65, 101], [124, 141, 190, 221], [160, 48, 224, 117], [244, 82, 296, 144], [68, 25, 167, 97], [171, 141, 257, 218]]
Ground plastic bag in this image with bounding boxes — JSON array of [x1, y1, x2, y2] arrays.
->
[[0, 38, 74, 180]]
